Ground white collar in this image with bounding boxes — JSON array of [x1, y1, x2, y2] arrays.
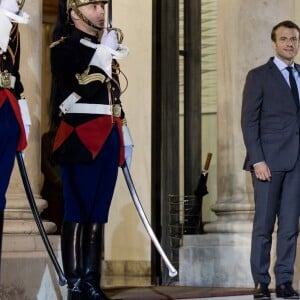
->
[[273, 55, 294, 71]]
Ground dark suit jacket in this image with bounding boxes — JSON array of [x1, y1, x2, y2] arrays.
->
[[241, 57, 300, 172]]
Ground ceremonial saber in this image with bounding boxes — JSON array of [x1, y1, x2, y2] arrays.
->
[[122, 163, 178, 277], [108, 0, 112, 28], [108, 0, 175, 275], [16, 152, 67, 286]]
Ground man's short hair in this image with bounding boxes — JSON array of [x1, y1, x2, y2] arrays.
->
[[271, 20, 300, 42]]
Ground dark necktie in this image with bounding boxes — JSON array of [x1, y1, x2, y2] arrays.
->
[[286, 66, 299, 107]]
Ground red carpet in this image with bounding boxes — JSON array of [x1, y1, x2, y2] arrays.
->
[[105, 286, 254, 299]]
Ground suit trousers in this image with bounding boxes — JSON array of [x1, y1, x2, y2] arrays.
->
[[250, 156, 300, 286], [0, 100, 20, 210]]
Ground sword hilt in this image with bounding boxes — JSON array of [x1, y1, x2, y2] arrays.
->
[[204, 152, 212, 171], [107, 27, 124, 44], [107, 0, 124, 44]]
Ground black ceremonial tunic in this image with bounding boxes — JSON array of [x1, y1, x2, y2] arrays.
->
[[50, 28, 125, 165]]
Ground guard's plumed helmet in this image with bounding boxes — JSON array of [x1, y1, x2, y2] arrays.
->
[[67, 0, 108, 11], [66, 0, 109, 31]]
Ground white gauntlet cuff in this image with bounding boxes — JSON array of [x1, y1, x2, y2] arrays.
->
[[122, 125, 134, 146], [18, 99, 31, 126], [89, 44, 113, 78], [18, 98, 31, 141], [122, 125, 134, 168]]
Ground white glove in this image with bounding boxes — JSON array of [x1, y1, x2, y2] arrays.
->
[[5, 10, 30, 24], [0, 2, 30, 24], [101, 29, 119, 51], [0, 9, 12, 51], [0, 0, 19, 13], [18, 98, 31, 141], [89, 44, 113, 78], [81, 38, 129, 62], [122, 125, 134, 168]]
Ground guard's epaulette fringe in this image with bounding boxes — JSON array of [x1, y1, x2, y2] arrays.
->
[[49, 37, 67, 48]]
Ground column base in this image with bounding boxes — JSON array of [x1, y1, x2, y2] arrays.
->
[[204, 220, 253, 233], [4, 193, 57, 234], [179, 233, 300, 289], [3, 220, 56, 234], [1, 234, 67, 299]]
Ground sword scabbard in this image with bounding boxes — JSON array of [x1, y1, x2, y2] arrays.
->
[[16, 152, 67, 286], [122, 163, 178, 277]]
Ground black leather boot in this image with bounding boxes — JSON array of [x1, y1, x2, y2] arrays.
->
[[82, 223, 109, 300], [61, 222, 84, 300]]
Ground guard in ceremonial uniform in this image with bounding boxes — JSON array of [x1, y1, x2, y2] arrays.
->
[[50, 1, 132, 299], [0, 0, 30, 274]]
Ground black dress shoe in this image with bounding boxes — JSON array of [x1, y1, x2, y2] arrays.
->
[[254, 283, 271, 300], [276, 282, 299, 299]]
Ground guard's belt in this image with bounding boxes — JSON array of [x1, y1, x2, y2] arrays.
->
[[60, 92, 121, 116], [65, 103, 112, 115], [63, 103, 122, 117]]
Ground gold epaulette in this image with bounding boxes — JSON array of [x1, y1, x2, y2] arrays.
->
[[49, 37, 67, 48]]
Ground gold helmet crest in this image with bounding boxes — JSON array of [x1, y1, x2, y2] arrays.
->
[[67, 0, 108, 11]]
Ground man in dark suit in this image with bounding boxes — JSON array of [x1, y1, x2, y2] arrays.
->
[[241, 20, 300, 300]]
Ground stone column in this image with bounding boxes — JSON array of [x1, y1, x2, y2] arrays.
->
[[179, 0, 297, 288], [0, 2, 62, 298], [4, 0, 56, 234]]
